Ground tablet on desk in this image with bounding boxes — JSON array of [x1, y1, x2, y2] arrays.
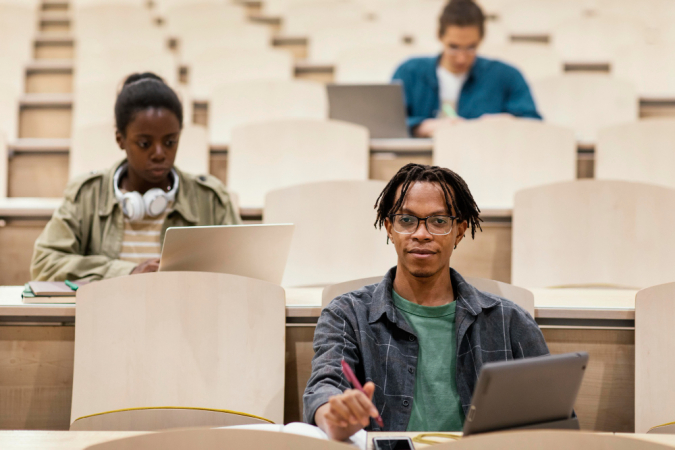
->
[[463, 352, 588, 436], [158, 224, 295, 285]]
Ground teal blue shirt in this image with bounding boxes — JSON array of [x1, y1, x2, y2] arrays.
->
[[392, 290, 464, 431]]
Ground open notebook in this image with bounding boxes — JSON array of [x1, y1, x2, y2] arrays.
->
[[224, 422, 367, 449]]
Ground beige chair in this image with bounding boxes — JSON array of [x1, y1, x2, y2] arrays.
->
[[209, 80, 328, 146], [551, 15, 650, 65], [187, 48, 294, 99], [596, 118, 675, 189], [0, 132, 6, 198], [500, 0, 587, 37], [636, 282, 675, 434], [263, 181, 395, 287], [613, 44, 675, 99], [178, 25, 272, 62], [334, 45, 420, 84], [433, 117, 576, 209], [0, 81, 19, 143], [83, 428, 354, 450], [71, 272, 285, 427], [163, 2, 247, 36], [282, 2, 367, 35], [321, 275, 535, 316], [71, 407, 271, 431], [590, 0, 675, 32], [229, 119, 369, 208], [479, 43, 563, 81], [532, 74, 638, 143], [307, 24, 403, 64], [70, 122, 209, 179], [512, 180, 675, 289]]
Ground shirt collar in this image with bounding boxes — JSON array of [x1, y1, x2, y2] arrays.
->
[[367, 266, 500, 325]]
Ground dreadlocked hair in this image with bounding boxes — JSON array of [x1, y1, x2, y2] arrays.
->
[[374, 163, 483, 238]]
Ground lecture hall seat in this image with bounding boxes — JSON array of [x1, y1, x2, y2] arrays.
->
[[70, 272, 286, 429]]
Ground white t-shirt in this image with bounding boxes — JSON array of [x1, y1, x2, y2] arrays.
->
[[436, 66, 467, 118]]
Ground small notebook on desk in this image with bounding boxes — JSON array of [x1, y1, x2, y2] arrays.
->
[[22, 280, 88, 304]]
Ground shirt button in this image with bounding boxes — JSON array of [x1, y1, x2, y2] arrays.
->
[[408, 367, 415, 374], [408, 335, 416, 342], [402, 400, 410, 407]]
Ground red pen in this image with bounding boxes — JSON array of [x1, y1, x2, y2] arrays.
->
[[341, 359, 385, 428]]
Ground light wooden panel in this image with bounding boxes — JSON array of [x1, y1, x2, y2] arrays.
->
[[596, 119, 675, 190], [434, 117, 576, 209], [264, 180, 395, 287], [209, 153, 227, 185], [369, 155, 433, 181], [635, 282, 675, 433], [25, 72, 72, 94], [229, 120, 369, 208], [34, 43, 74, 59], [71, 272, 286, 425], [0, 325, 74, 430], [513, 180, 675, 289], [19, 107, 71, 139], [284, 326, 315, 424], [543, 328, 634, 432], [451, 222, 511, 283], [86, 428, 354, 450], [0, 219, 50, 285], [8, 153, 68, 197], [40, 22, 70, 34]]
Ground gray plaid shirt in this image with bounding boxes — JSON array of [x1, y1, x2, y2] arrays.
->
[[303, 267, 550, 431]]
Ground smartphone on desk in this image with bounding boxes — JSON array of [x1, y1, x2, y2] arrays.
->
[[372, 437, 414, 450]]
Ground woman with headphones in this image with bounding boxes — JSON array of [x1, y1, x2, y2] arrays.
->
[[30, 73, 240, 281]]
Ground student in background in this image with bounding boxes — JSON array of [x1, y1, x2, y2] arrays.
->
[[31, 73, 240, 281], [392, 0, 541, 137], [304, 163, 548, 440]]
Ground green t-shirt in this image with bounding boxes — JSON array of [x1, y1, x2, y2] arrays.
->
[[392, 289, 465, 432]]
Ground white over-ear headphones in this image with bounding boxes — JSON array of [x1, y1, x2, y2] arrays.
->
[[113, 163, 179, 222]]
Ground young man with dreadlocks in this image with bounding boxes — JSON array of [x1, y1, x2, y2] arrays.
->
[[303, 163, 549, 440]]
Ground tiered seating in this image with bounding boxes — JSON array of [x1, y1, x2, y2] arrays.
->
[[228, 119, 369, 208]]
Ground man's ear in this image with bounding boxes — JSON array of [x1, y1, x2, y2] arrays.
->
[[384, 217, 394, 243], [455, 220, 469, 246], [115, 130, 125, 150]]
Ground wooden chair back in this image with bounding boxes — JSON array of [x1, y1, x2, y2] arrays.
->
[[334, 45, 418, 84], [209, 80, 327, 145], [513, 180, 675, 288], [230, 119, 369, 208], [596, 118, 675, 189], [71, 272, 286, 425], [433, 117, 576, 208], [532, 74, 638, 143], [264, 180, 394, 287], [479, 43, 563, 81], [636, 282, 675, 433]]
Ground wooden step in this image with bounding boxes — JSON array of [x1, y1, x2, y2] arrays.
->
[[41, 0, 69, 11], [294, 61, 334, 83], [19, 93, 72, 139], [40, 11, 71, 34], [34, 35, 74, 59], [25, 60, 73, 94]]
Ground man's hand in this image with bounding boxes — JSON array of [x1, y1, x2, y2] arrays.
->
[[414, 117, 464, 137], [314, 382, 379, 441], [131, 258, 160, 274]]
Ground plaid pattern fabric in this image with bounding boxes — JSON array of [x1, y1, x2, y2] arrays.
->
[[303, 267, 550, 431]]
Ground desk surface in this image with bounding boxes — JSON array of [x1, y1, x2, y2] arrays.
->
[[0, 285, 638, 322], [1, 430, 674, 450]]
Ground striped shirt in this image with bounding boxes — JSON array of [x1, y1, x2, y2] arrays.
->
[[118, 205, 172, 265]]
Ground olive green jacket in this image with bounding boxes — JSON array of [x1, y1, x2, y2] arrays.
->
[[30, 161, 241, 281]]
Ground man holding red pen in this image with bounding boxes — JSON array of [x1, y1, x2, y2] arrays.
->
[[304, 163, 549, 441]]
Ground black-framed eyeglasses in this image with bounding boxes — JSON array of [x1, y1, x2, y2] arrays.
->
[[389, 214, 457, 236]]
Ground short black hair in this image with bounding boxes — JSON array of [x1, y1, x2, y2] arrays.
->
[[374, 163, 482, 238], [114, 72, 183, 136], [438, 0, 485, 38]]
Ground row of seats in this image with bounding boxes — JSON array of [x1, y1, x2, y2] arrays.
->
[[2, 116, 671, 209]]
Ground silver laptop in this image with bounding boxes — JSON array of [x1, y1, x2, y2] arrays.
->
[[327, 83, 409, 139], [158, 224, 295, 285], [463, 352, 588, 436]]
